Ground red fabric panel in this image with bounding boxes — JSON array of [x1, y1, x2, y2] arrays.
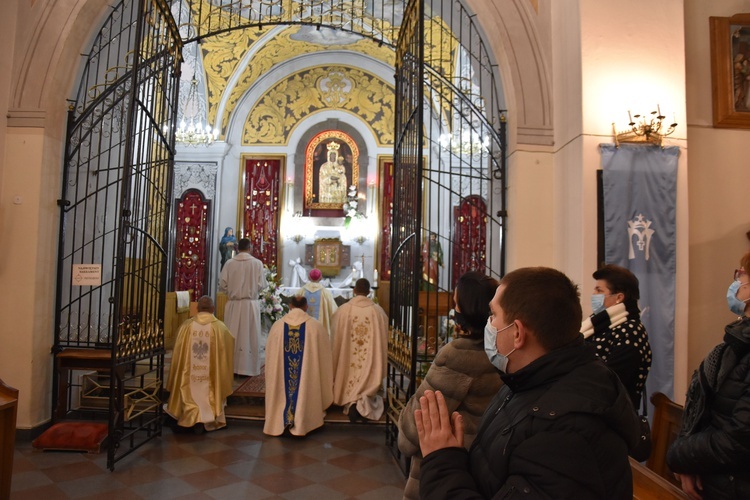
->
[[174, 190, 210, 299], [243, 159, 280, 268]]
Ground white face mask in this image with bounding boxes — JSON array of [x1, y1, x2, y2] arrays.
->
[[484, 318, 516, 373]]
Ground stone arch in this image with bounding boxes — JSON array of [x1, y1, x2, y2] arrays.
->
[[12, 0, 554, 148], [462, 0, 554, 147]]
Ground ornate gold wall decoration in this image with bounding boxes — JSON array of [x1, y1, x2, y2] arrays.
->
[[242, 65, 395, 146], [218, 26, 395, 136]]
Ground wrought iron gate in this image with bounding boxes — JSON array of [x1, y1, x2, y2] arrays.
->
[[54, 0, 182, 470], [386, 0, 507, 473]]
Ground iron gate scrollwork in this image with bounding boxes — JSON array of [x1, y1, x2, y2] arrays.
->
[[54, 0, 182, 470], [386, 0, 507, 474]]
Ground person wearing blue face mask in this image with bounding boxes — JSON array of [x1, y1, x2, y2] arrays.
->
[[397, 271, 502, 500], [580, 264, 652, 410], [667, 252, 750, 499], [415, 267, 642, 499]]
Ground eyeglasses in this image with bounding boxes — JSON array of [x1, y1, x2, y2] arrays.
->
[[734, 269, 747, 281]]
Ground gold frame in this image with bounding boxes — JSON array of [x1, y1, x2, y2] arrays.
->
[[304, 130, 360, 210], [710, 14, 750, 129], [313, 237, 343, 277], [237, 154, 287, 268]]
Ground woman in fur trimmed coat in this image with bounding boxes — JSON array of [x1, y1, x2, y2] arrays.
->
[[397, 271, 503, 500]]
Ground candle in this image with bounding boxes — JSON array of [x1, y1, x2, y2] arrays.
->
[[373, 269, 378, 282]]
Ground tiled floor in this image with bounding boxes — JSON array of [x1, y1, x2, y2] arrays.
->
[[10, 420, 407, 499]]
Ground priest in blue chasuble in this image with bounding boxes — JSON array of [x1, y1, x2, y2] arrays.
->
[[296, 268, 338, 340], [264, 295, 333, 437]]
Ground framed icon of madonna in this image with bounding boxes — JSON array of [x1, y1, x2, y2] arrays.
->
[[304, 130, 360, 211]]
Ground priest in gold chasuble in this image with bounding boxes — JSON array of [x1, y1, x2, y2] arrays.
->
[[166, 296, 235, 432], [331, 279, 388, 421], [264, 296, 333, 437]]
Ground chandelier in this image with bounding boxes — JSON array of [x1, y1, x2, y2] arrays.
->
[[613, 105, 677, 147], [438, 130, 490, 157], [175, 78, 217, 146]]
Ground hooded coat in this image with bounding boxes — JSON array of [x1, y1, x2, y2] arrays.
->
[[419, 337, 642, 499]]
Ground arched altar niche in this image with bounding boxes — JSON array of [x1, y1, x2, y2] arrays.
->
[[304, 129, 360, 215]]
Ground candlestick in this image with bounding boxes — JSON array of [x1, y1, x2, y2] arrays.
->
[[373, 268, 378, 282]]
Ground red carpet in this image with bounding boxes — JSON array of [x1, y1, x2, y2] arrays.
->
[[232, 368, 265, 397], [32, 422, 108, 453]]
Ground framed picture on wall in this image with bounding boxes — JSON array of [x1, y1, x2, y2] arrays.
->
[[710, 14, 750, 128], [304, 130, 360, 211]]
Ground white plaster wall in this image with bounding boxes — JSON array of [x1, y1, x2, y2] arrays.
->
[[683, 0, 750, 392], [577, 0, 689, 399]]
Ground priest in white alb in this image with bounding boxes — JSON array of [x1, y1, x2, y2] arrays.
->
[[166, 296, 234, 432], [296, 268, 337, 340], [330, 278, 388, 422], [219, 238, 267, 376], [264, 295, 334, 437]]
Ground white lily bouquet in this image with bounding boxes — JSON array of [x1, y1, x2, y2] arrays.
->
[[260, 265, 288, 324], [343, 184, 362, 228]]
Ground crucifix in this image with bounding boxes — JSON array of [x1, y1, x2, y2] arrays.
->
[[189, 203, 198, 215]]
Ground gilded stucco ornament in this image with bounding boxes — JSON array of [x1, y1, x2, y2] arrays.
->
[[242, 65, 395, 146]]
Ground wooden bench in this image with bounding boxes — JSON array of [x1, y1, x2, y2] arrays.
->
[[631, 457, 687, 499], [647, 392, 685, 488], [54, 348, 112, 420], [0, 377, 19, 500]]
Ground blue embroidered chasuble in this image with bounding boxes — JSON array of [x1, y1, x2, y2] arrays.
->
[[283, 322, 306, 428], [304, 289, 322, 320]]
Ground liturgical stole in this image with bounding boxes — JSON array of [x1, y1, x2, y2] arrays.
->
[[283, 322, 306, 428]]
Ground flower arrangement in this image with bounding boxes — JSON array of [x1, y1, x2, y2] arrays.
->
[[342, 184, 361, 228], [260, 265, 288, 325]]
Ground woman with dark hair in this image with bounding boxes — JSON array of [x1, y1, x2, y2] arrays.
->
[[667, 251, 750, 499], [397, 271, 502, 500], [581, 264, 652, 409]]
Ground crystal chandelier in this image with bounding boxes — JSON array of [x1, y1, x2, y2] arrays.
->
[[175, 78, 217, 146]]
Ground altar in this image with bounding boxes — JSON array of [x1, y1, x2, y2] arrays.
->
[[280, 286, 354, 300]]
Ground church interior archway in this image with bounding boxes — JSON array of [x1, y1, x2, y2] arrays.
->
[[53, 0, 508, 469]]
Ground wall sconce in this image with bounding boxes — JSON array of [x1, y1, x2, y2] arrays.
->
[[287, 213, 305, 244], [613, 105, 678, 147]]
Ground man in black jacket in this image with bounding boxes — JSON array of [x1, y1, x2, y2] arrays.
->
[[415, 267, 643, 499]]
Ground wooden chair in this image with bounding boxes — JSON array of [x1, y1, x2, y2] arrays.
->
[[647, 392, 684, 487]]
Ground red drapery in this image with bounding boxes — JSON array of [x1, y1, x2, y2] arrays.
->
[[243, 158, 280, 268], [379, 160, 394, 280], [174, 190, 210, 299], [451, 195, 487, 289]]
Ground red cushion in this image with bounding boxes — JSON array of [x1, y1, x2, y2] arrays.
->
[[32, 422, 108, 453]]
